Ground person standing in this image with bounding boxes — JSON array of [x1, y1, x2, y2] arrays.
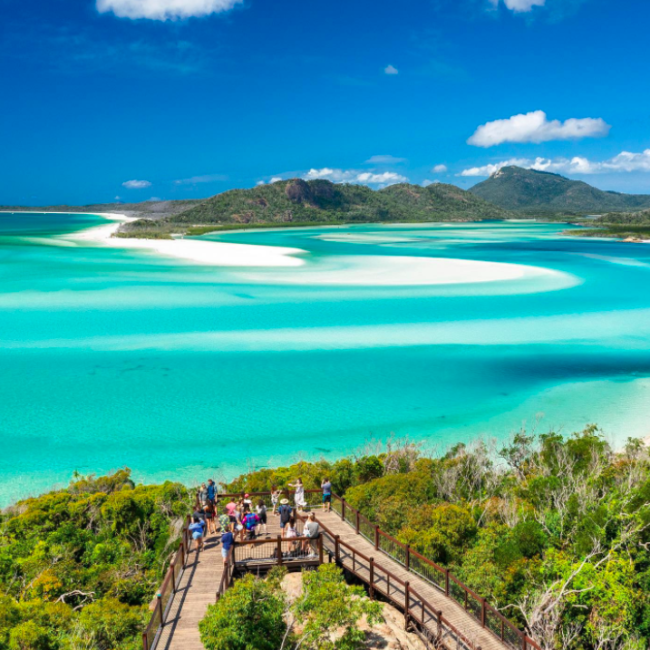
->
[[243, 509, 260, 540], [207, 479, 216, 506], [219, 507, 232, 534], [189, 516, 205, 553], [321, 477, 332, 513], [289, 478, 306, 512], [278, 499, 293, 538], [271, 485, 281, 515], [221, 528, 234, 566], [256, 499, 268, 536], [303, 512, 320, 557], [203, 502, 216, 535], [198, 483, 209, 505], [285, 516, 298, 554]]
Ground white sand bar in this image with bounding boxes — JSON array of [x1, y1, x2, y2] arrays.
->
[[64, 213, 307, 268], [238, 255, 561, 286], [61, 213, 569, 284]]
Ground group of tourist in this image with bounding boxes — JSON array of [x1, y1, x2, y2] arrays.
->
[[187, 477, 333, 565]]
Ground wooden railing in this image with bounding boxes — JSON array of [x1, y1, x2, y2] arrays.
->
[[142, 516, 192, 650], [330, 494, 540, 650], [328, 530, 478, 650], [216, 490, 539, 650]]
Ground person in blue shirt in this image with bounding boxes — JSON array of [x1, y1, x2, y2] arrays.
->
[[221, 529, 234, 566], [189, 516, 206, 552], [207, 479, 216, 505]]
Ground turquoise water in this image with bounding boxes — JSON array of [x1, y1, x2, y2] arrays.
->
[[1, 213, 650, 505]]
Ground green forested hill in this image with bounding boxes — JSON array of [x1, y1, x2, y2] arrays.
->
[[0, 471, 190, 650], [469, 166, 650, 214], [119, 179, 511, 237]]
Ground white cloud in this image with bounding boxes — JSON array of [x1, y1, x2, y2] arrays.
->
[[256, 180, 266, 186], [122, 179, 152, 189], [366, 155, 407, 164], [270, 177, 284, 183], [489, 0, 546, 12], [174, 173, 227, 185], [304, 168, 408, 187], [432, 164, 448, 173], [468, 110, 610, 147], [96, 0, 243, 20], [459, 150, 650, 177], [384, 65, 399, 75], [422, 180, 441, 187]]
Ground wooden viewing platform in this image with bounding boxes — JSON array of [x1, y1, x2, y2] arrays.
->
[[143, 492, 541, 650]]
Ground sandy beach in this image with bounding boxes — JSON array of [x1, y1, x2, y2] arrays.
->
[[64, 213, 308, 268]]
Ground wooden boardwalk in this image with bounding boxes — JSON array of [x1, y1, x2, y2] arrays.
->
[[157, 518, 285, 650], [154, 508, 511, 650], [315, 510, 507, 650]]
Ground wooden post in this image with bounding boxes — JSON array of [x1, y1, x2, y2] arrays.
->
[[464, 589, 468, 610], [481, 597, 486, 626], [404, 581, 410, 629], [406, 544, 410, 572], [335, 535, 340, 562], [501, 620, 505, 640], [142, 632, 149, 650], [355, 510, 360, 534], [318, 535, 324, 564], [436, 610, 443, 647], [374, 525, 379, 550], [170, 564, 176, 595], [445, 568, 450, 597], [341, 499, 346, 522], [369, 558, 375, 599], [522, 635, 527, 650], [156, 594, 163, 624], [277, 536, 283, 566]]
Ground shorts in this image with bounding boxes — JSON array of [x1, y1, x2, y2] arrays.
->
[[192, 532, 203, 541], [323, 494, 331, 503], [229, 515, 237, 524], [221, 547, 230, 559], [258, 513, 267, 525], [280, 520, 288, 528]]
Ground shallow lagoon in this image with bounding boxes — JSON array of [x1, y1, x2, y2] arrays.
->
[[1, 214, 649, 505]]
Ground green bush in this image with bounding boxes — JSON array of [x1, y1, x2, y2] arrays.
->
[[199, 574, 286, 650]]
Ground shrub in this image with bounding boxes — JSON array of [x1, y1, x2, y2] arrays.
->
[[199, 574, 286, 650]]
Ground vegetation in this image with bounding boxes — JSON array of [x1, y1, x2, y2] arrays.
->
[[224, 429, 650, 649], [115, 179, 512, 238], [469, 166, 650, 214], [565, 208, 650, 240], [292, 564, 382, 650], [566, 224, 650, 241], [200, 564, 382, 650], [199, 570, 287, 650], [0, 469, 189, 650]]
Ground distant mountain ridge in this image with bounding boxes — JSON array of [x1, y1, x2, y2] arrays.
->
[[468, 166, 650, 214], [165, 178, 511, 226]]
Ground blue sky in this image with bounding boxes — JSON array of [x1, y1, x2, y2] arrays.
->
[[2, 0, 650, 205]]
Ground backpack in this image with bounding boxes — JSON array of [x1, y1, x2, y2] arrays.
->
[[244, 514, 257, 530]]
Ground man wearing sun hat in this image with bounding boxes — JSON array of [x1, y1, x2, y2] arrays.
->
[[277, 498, 293, 538]]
